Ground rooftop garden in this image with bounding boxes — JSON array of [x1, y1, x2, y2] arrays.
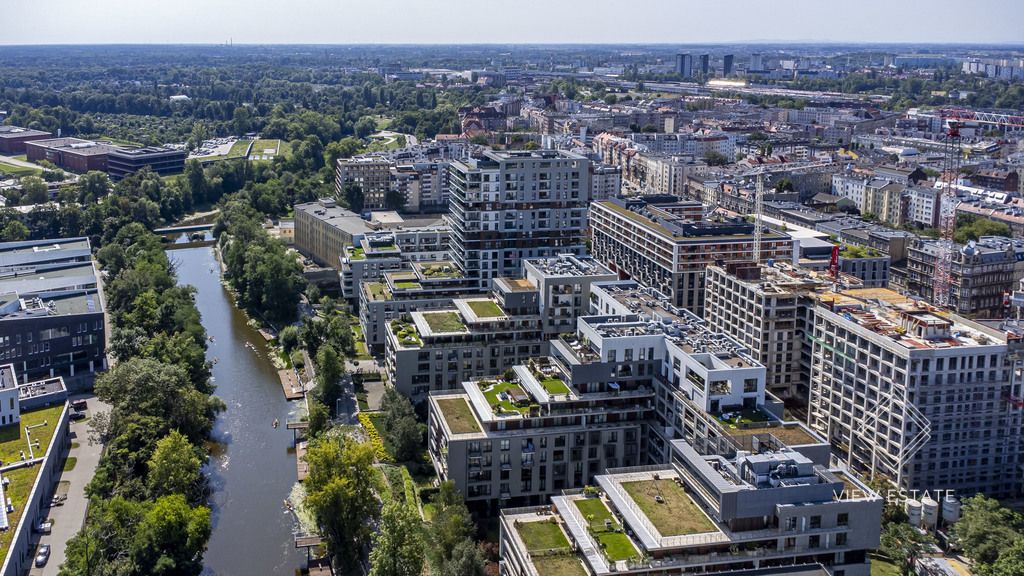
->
[[365, 282, 391, 301], [422, 311, 466, 333], [436, 398, 481, 435], [467, 299, 504, 318], [840, 245, 883, 259], [350, 246, 366, 260], [532, 555, 587, 576], [393, 281, 422, 290], [715, 408, 771, 430], [0, 405, 64, 466], [573, 497, 640, 562], [516, 519, 570, 551], [529, 360, 571, 396], [480, 380, 534, 416], [420, 262, 460, 279], [0, 405, 65, 556], [621, 479, 718, 536], [390, 319, 422, 347]]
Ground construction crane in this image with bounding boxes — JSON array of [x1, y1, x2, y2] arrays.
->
[[741, 160, 834, 263], [940, 108, 1024, 129], [933, 122, 963, 310]]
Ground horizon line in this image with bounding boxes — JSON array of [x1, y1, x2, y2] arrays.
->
[[0, 40, 1023, 48]]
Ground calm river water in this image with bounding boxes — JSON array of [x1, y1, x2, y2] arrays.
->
[[171, 244, 304, 576]]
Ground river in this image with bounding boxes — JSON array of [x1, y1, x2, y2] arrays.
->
[[171, 243, 304, 576]]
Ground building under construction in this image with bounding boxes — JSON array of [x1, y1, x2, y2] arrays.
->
[[807, 287, 1024, 497]]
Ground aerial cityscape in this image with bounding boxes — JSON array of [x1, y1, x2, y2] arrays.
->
[[0, 2, 1023, 576]]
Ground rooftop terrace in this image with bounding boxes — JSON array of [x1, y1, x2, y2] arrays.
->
[[814, 288, 1007, 350]]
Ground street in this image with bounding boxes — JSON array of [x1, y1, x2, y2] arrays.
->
[[30, 395, 110, 576]]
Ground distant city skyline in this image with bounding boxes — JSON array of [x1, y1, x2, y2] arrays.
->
[[3, 0, 1023, 46]]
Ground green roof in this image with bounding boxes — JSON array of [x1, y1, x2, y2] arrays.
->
[[422, 311, 466, 333], [436, 398, 481, 434], [621, 479, 718, 536], [467, 300, 504, 318]]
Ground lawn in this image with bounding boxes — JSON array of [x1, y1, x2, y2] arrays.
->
[[226, 139, 252, 159], [621, 479, 717, 536], [422, 311, 466, 333], [374, 116, 393, 130], [63, 456, 78, 472], [532, 554, 587, 576], [467, 300, 504, 318], [716, 408, 770, 429], [516, 519, 569, 551], [0, 405, 64, 466], [0, 162, 39, 177], [540, 377, 570, 396], [870, 555, 901, 576], [394, 281, 422, 290], [350, 247, 366, 260], [480, 381, 532, 415], [436, 398, 481, 434], [250, 139, 289, 160], [573, 498, 639, 561]]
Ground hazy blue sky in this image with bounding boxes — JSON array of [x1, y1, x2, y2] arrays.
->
[[3, 0, 1023, 45]]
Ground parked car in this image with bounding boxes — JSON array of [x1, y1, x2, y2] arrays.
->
[[35, 544, 50, 567], [34, 520, 52, 534], [71, 399, 88, 412]]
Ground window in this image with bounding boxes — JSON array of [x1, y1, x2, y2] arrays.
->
[[837, 513, 848, 526], [810, 515, 821, 529], [500, 440, 510, 451]]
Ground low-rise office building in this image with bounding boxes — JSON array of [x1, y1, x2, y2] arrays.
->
[[0, 126, 52, 154], [24, 138, 114, 173], [106, 146, 186, 179], [0, 238, 106, 388]]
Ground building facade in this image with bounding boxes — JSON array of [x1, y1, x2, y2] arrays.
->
[[590, 197, 794, 314], [448, 150, 590, 288]]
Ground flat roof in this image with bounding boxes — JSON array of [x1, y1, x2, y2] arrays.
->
[[0, 126, 50, 139], [0, 238, 91, 268], [26, 138, 115, 156]]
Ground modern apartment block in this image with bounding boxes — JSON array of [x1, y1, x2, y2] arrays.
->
[[294, 198, 445, 271], [0, 238, 107, 388], [429, 279, 835, 508], [590, 196, 794, 314], [359, 262, 482, 353], [900, 237, 1018, 318], [500, 439, 882, 576], [523, 255, 617, 337], [448, 150, 591, 288], [335, 156, 393, 210], [386, 256, 615, 399], [704, 262, 847, 402], [806, 287, 1024, 496], [340, 227, 449, 301], [386, 283, 545, 400]]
